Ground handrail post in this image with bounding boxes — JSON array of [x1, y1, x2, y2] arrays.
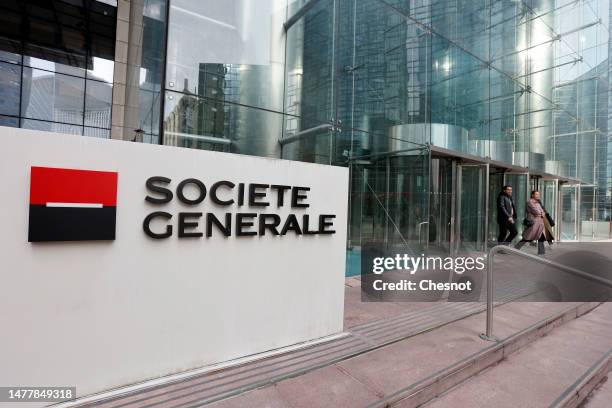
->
[[480, 245, 503, 342]]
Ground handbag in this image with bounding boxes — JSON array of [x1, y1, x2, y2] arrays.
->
[[523, 218, 534, 228], [545, 212, 555, 227]]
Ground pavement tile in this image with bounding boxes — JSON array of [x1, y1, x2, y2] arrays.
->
[[207, 385, 292, 408], [273, 364, 381, 408]]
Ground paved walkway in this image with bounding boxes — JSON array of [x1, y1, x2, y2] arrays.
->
[[205, 302, 581, 408]]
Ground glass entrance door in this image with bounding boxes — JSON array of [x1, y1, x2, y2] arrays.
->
[[456, 164, 488, 253], [560, 183, 578, 240], [351, 149, 430, 258], [429, 157, 455, 255], [542, 179, 559, 240]]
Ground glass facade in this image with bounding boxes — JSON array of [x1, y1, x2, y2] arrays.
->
[[0, 0, 117, 137], [155, 0, 612, 272], [123, 0, 168, 144]]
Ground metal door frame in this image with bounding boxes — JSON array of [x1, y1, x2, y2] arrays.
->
[[455, 162, 490, 254]]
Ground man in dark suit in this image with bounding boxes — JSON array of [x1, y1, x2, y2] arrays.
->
[[497, 185, 517, 244]]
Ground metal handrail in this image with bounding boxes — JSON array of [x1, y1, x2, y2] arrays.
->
[[480, 245, 612, 341]]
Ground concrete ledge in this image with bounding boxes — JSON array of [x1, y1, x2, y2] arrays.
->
[[368, 302, 602, 408], [549, 348, 612, 408]]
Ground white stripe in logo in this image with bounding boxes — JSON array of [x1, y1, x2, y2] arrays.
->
[[46, 202, 104, 208]]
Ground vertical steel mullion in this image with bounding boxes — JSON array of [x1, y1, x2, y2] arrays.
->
[[455, 163, 462, 253], [158, 0, 172, 145], [449, 160, 457, 255], [555, 179, 561, 241], [384, 157, 390, 250], [576, 185, 581, 240], [329, 0, 337, 164], [426, 148, 432, 252], [484, 163, 490, 252]]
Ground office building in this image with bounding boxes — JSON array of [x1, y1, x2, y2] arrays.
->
[[2, 0, 611, 276]]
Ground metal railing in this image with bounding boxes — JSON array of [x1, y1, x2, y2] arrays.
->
[[481, 245, 612, 341]]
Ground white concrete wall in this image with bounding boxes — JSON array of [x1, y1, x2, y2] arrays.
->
[[0, 128, 347, 400]]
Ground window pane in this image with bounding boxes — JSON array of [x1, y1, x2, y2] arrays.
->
[[21, 67, 85, 125], [0, 61, 21, 116], [0, 38, 21, 64], [0, 114, 18, 127], [84, 79, 112, 128], [21, 118, 83, 135], [24, 52, 86, 78], [165, 0, 286, 112], [163, 90, 283, 158], [84, 126, 110, 138], [87, 57, 114, 83]]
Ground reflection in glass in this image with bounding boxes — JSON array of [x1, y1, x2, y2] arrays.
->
[[21, 67, 85, 126], [166, 0, 286, 113], [0, 61, 20, 116], [0, 0, 116, 137], [21, 118, 83, 136], [0, 114, 18, 127], [123, 0, 168, 141], [163, 90, 283, 158], [85, 79, 113, 128]]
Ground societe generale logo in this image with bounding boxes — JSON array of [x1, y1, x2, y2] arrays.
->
[[28, 166, 118, 242]]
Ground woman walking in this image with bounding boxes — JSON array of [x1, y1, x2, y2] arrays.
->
[[515, 191, 547, 255]]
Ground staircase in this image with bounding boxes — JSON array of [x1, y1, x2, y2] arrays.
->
[[399, 303, 612, 408]]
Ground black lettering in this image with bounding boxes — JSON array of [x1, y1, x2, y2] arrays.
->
[[270, 185, 291, 207], [249, 183, 270, 207], [210, 181, 235, 206], [236, 213, 257, 236], [302, 214, 319, 235], [178, 212, 202, 238], [319, 214, 336, 234], [259, 214, 281, 236], [237, 183, 245, 206], [206, 213, 232, 237], [145, 177, 173, 204], [143, 212, 173, 239], [291, 187, 310, 208], [281, 214, 303, 235], [177, 178, 206, 205]]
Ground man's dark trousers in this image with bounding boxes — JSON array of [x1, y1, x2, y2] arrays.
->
[[498, 219, 518, 244]]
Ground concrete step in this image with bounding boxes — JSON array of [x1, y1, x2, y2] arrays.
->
[[418, 303, 612, 408], [581, 369, 612, 408], [63, 301, 601, 408], [200, 302, 596, 408], [65, 278, 555, 408]]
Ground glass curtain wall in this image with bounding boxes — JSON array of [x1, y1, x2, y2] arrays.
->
[[162, 0, 290, 157], [0, 0, 117, 137], [160, 0, 612, 274], [123, 0, 168, 144]]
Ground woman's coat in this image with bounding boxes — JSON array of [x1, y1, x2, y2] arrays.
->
[[522, 198, 545, 241]]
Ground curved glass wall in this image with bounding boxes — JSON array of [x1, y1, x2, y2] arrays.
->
[[162, 0, 290, 157]]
